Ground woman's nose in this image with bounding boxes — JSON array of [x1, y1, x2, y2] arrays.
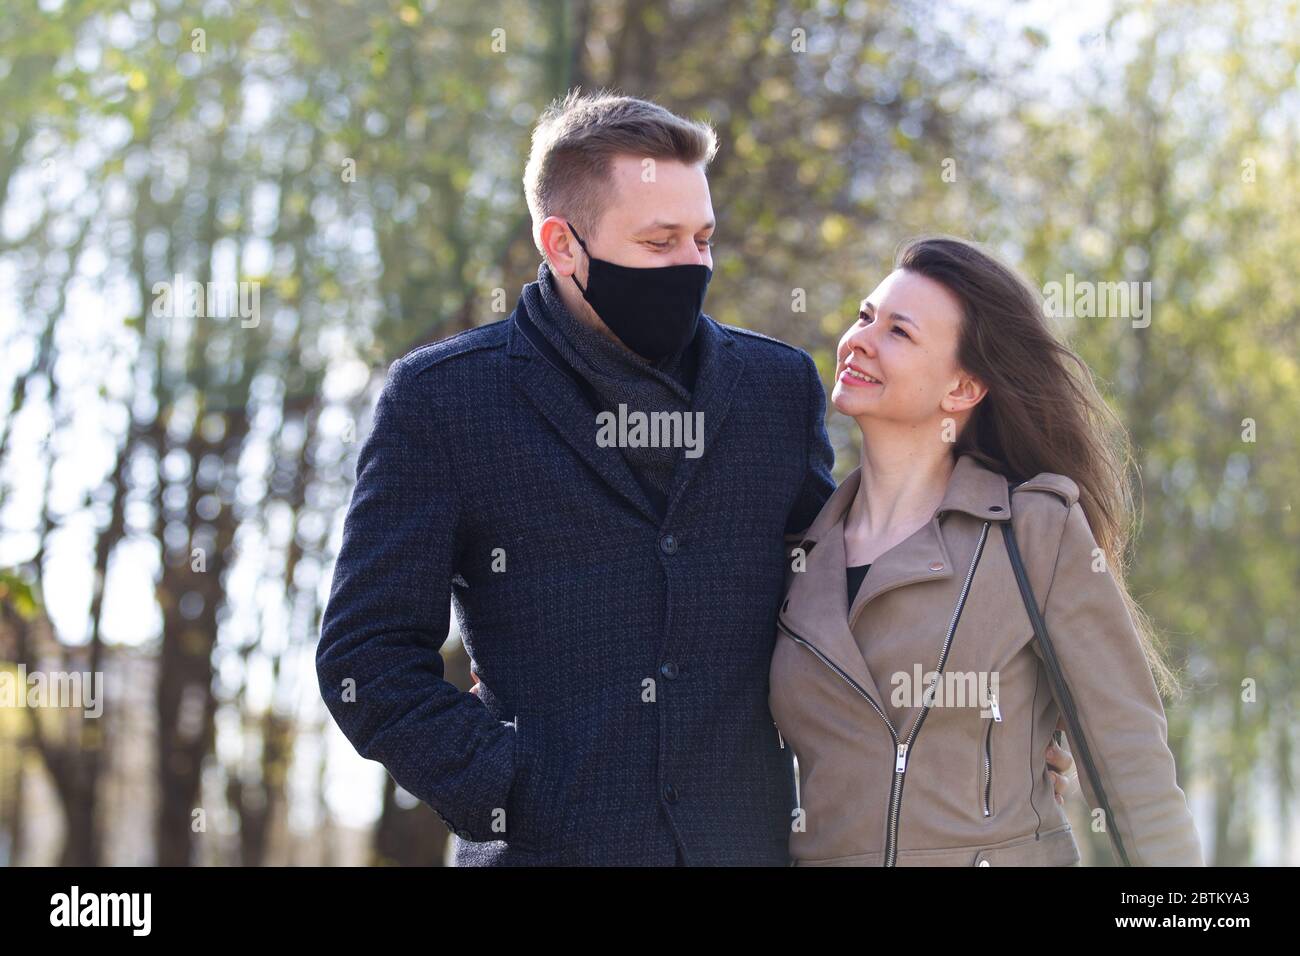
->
[[847, 323, 878, 357]]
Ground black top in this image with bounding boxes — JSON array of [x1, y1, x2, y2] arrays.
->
[[847, 563, 872, 604]]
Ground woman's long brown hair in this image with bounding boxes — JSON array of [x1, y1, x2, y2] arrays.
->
[[896, 235, 1181, 699]]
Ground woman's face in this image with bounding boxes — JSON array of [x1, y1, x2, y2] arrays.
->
[[831, 268, 982, 426]]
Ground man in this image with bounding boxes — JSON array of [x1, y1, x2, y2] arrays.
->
[[316, 89, 1073, 865]]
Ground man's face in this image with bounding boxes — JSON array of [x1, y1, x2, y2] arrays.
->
[[590, 155, 715, 268], [548, 155, 716, 277], [540, 155, 716, 347]]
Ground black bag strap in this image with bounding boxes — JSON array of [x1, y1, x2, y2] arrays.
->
[[1002, 480, 1133, 866]]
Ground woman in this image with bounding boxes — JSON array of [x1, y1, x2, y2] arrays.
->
[[769, 236, 1203, 866]]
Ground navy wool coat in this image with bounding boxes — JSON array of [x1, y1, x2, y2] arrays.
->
[[316, 284, 835, 865]]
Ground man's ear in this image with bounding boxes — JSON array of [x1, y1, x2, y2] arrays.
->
[[540, 216, 582, 277], [941, 370, 988, 414]]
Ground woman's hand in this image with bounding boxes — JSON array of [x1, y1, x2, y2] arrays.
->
[[1045, 716, 1074, 804]]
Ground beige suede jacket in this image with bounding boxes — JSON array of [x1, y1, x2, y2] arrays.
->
[[768, 452, 1204, 866]]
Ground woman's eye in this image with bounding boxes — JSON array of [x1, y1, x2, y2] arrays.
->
[[892, 326, 911, 339], [647, 239, 671, 249], [698, 238, 714, 248]]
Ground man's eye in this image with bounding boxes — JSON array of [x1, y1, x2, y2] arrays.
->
[[646, 239, 671, 249], [698, 238, 714, 248]]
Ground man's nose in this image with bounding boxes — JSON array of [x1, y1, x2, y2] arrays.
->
[[672, 244, 708, 267]]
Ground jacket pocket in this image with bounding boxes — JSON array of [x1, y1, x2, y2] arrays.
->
[[504, 710, 582, 851], [973, 824, 1081, 866]]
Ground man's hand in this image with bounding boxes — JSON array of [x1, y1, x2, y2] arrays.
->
[[1044, 716, 1074, 805]]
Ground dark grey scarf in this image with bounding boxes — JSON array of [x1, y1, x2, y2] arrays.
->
[[524, 261, 694, 502]]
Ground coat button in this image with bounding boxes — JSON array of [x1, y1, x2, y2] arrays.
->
[[929, 560, 944, 571], [660, 534, 678, 555], [662, 782, 679, 803], [660, 661, 679, 680], [989, 505, 1004, 513], [978, 858, 990, 866]]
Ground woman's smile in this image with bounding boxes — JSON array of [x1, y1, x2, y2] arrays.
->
[[838, 360, 882, 388]]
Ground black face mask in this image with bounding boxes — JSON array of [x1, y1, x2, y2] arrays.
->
[[566, 222, 712, 361]]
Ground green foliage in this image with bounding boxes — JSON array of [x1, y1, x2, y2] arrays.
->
[[0, 0, 1294, 865]]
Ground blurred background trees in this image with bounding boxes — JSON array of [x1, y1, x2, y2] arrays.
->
[[0, 0, 1295, 865]]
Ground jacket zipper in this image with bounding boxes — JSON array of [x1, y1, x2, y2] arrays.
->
[[778, 520, 991, 865], [982, 692, 1001, 817]]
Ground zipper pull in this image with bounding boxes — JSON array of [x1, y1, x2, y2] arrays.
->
[[895, 743, 909, 773], [990, 693, 1003, 722], [776, 725, 786, 749]]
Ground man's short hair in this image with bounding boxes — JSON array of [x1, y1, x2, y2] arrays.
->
[[523, 88, 719, 253]]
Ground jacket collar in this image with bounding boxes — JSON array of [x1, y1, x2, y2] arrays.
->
[[936, 452, 1013, 522], [508, 284, 744, 525], [781, 453, 1011, 722], [798, 452, 1011, 546]]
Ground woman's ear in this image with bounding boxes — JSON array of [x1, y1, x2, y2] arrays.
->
[[942, 371, 988, 414]]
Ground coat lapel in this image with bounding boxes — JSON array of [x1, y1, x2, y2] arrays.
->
[[509, 298, 661, 525], [847, 514, 954, 631], [664, 316, 744, 516], [846, 454, 1012, 629], [781, 473, 890, 714], [784, 454, 1014, 712]]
